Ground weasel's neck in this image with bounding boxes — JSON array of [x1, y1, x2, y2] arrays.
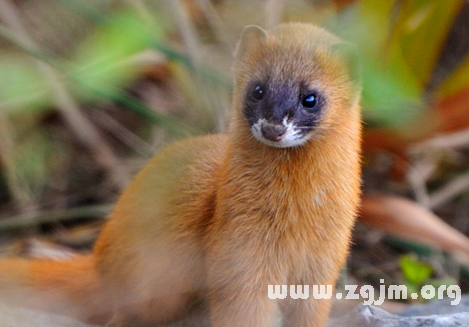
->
[[225, 116, 323, 178], [220, 107, 361, 203]]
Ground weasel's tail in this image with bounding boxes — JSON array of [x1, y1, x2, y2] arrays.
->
[[0, 255, 112, 325]]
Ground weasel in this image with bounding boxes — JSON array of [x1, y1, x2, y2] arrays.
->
[[0, 23, 361, 327]]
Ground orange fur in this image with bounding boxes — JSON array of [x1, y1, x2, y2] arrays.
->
[[0, 23, 361, 327], [0, 255, 109, 324]]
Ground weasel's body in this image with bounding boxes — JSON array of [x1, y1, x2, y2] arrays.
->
[[0, 23, 361, 327]]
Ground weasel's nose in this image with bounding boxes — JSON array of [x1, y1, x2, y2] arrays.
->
[[261, 124, 287, 142]]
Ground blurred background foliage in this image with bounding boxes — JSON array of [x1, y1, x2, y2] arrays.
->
[[1, 0, 469, 311]]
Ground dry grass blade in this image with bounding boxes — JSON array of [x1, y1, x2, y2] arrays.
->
[[168, 0, 201, 64], [0, 204, 112, 232], [411, 127, 469, 151], [0, 0, 131, 190], [265, 0, 285, 29], [428, 172, 469, 210], [406, 160, 435, 207], [193, 0, 234, 52], [360, 195, 469, 258], [14, 239, 79, 261], [39, 65, 132, 189], [90, 110, 154, 157], [0, 114, 31, 207]]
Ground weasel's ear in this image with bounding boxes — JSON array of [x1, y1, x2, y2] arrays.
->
[[331, 41, 362, 87], [234, 25, 268, 62]]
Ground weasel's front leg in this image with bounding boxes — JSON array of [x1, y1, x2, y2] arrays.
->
[[208, 281, 281, 326], [284, 294, 333, 327], [283, 279, 337, 327], [206, 249, 282, 327]]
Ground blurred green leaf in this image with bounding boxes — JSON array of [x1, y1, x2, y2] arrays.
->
[[360, 59, 422, 128], [358, 0, 395, 48], [333, 0, 461, 131], [400, 254, 433, 287], [0, 55, 53, 114], [70, 9, 165, 99], [332, 2, 423, 129], [388, 0, 462, 87]]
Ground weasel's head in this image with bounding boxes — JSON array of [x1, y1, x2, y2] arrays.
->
[[233, 23, 361, 148]]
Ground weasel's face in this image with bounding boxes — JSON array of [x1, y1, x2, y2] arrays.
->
[[242, 80, 324, 148], [234, 24, 359, 149]]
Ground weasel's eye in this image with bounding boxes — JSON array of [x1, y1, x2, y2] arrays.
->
[[301, 93, 318, 109], [251, 85, 264, 100]]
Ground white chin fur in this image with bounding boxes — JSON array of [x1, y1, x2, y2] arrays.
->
[[251, 118, 310, 148]]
